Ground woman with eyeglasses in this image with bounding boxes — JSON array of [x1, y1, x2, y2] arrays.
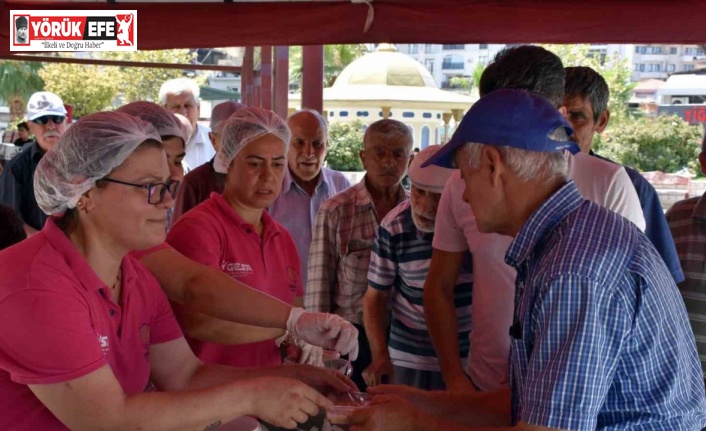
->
[[166, 107, 325, 368], [0, 111, 354, 431], [116, 102, 360, 368]]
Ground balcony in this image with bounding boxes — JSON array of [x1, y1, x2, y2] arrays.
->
[[442, 61, 464, 70], [639, 54, 668, 62]]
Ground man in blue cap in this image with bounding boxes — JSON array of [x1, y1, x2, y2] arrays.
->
[[347, 89, 706, 431]]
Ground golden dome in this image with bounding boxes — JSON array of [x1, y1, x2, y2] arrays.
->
[[332, 44, 439, 89]]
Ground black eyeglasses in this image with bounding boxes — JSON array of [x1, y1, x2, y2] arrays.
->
[[32, 115, 66, 126], [101, 178, 180, 205]]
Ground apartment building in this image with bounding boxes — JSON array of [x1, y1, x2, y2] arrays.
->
[[589, 44, 704, 81], [396, 44, 506, 88]]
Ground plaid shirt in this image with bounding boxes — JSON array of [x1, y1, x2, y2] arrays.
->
[[305, 177, 408, 324], [667, 193, 706, 378], [507, 181, 706, 431]]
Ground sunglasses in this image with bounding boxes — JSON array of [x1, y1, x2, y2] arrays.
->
[[101, 178, 180, 205], [32, 115, 66, 126]]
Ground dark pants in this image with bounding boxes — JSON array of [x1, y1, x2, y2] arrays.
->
[[347, 323, 372, 392]]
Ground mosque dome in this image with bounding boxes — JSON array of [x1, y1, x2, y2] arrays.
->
[[332, 44, 439, 89]]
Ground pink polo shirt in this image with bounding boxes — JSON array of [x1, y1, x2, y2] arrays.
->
[[166, 192, 303, 368], [0, 218, 183, 430]]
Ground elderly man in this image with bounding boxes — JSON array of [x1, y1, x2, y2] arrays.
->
[[0, 91, 67, 235], [362, 145, 471, 391], [564, 66, 684, 283], [269, 109, 351, 285], [667, 133, 706, 386], [160, 78, 213, 170], [306, 118, 412, 389], [349, 89, 706, 431], [424, 45, 645, 395], [174, 101, 244, 219]]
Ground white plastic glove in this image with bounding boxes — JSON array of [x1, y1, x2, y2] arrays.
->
[[286, 307, 360, 361], [276, 331, 324, 366]]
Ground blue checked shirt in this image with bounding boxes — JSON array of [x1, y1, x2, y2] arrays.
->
[[505, 180, 706, 431]]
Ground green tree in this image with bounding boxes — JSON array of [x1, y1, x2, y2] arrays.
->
[[290, 45, 369, 88], [0, 61, 44, 120], [541, 44, 636, 121], [38, 63, 118, 118], [596, 115, 702, 173], [448, 76, 473, 90], [101, 50, 201, 103], [471, 62, 485, 89], [326, 120, 365, 171]]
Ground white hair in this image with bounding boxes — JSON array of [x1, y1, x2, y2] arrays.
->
[[459, 142, 568, 184], [159, 78, 200, 105], [288, 108, 329, 140]]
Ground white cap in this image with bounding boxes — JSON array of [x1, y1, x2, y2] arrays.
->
[[27, 91, 67, 121], [409, 145, 455, 194]]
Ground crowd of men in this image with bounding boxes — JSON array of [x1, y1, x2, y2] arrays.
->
[[1, 44, 706, 431]]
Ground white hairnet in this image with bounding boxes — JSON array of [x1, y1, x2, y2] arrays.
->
[[117, 101, 186, 145], [214, 107, 291, 174], [34, 111, 161, 215]]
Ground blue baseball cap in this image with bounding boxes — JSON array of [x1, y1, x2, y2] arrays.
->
[[422, 89, 579, 168]]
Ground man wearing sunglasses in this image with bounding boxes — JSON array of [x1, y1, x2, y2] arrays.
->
[[0, 91, 67, 236]]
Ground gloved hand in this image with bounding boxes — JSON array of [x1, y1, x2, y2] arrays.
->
[[276, 331, 324, 366], [286, 307, 359, 361]]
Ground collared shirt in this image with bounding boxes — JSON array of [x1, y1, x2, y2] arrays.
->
[[173, 157, 226, 221], [432, 151, 646, 391], [0, 141, 47, 231], [593, 151, 684, 283], [184, 124, 214, 172], [305, 177, 408, 325], [269, 167, 351, 286], [0, 218, 182, 430], [167, 192, 303, 368], [506, 181, 706, 431], [368, 201, 472, 371], [667, 193, 706, 378]]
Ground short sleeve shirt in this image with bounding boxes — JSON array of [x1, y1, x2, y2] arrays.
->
[[368, 201, 473, 371], [506, 181, 706, 431], [431, 151, 648, 391], [167, 193, 303, 368], [0, 218, 183, 430]]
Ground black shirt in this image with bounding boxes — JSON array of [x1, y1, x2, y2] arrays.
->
[[0, 141, 47, 231], [13, 138, 32, 147]]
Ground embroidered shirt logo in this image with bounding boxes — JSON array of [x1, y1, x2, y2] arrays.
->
[[221, 262, 254, 278], [97, 334, 109, 354]]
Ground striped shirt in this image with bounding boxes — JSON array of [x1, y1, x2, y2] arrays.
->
[[368, 201, 472, 371], [507, 180, 706, 431], [667, 193, 706, 378], [305, 177, 407, 324]]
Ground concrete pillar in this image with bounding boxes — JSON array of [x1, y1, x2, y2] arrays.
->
[[301, 45, 324, 113], [273, 46, 289, 119], [381, 106, 392, 119], [442, 112, 452, 142], [260, 46, 273, 110]]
